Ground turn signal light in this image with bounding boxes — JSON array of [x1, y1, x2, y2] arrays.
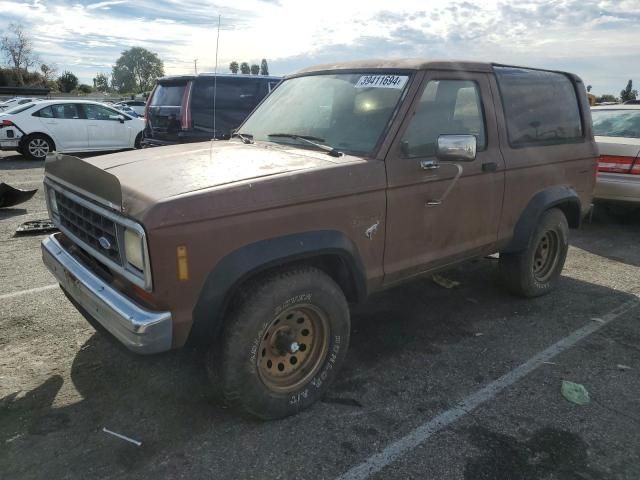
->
[[177, 245, 189, 281]]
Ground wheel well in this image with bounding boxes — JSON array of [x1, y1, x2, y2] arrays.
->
[[189, 253, 362, 347], [21, 132, 56, 150], [554, 200, 581, 228]]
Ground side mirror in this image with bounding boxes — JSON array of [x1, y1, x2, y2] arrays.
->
[[436, 135, 477, 162], [118, 114, 126, 123]]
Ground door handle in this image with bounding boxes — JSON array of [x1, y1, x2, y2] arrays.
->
[[419, 159, 440, 170], [482, 162, 498, 172]]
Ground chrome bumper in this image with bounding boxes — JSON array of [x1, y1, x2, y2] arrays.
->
[[42, 234, 172, 354], [594, 172, 640, 204]]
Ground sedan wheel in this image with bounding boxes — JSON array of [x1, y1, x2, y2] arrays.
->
[[25, 135, 53, 160]]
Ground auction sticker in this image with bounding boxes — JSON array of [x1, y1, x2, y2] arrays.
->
[[355, 74, 408, 89]]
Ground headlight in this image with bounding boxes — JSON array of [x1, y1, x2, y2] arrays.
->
[[48, 188, 58, 216], [124, 228, 145, 271]]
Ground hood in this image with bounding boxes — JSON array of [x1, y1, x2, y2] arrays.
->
[[45, 141, 357, 216]]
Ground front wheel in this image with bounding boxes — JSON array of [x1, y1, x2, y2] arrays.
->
[[499, 208, 569, 297], [209, 266, 350, 419], [134, 132, 143, 149]]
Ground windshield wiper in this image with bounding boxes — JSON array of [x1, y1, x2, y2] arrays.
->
[[267, 133, 343, 157], [232, 132, 254, 144]]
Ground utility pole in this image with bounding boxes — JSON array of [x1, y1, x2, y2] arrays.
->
[[194, 59, 198, 74]]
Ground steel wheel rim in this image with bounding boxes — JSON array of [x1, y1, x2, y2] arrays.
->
[[28, 138, 49, 158], [532, 230, 560, 282], [257, 304, 330, 393]]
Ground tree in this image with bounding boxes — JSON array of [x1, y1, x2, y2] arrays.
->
[[597, 94, 618, 103], [240, 62, 250, 75], [111, 47, 164, 93], [620, 80, 638, 103], [260, 59, 269, 76], [250, 64, 260, 75], [93, 72, 111, 92], [77, 84, 93, 94], [1, 24, 38, 85], [229, 61, 239, 74], [57, 71, 78, 93]]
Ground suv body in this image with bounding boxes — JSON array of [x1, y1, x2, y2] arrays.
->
[[41, 60, 596, 418], [143, 73, 281, 146]]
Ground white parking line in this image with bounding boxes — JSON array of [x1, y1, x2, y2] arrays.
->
[[0, 284, 58, 301], [337, 295, 640, 480]]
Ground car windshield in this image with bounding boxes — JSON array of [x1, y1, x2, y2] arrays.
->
[[591, 109, 640, 138], [238, 72, 410, 155]]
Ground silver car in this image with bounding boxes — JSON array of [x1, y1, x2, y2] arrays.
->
[[591, 105, 640, 205]]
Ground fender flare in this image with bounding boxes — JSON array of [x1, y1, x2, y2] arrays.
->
[[503, 186, 581, 253], [189, 230, 367, 343]]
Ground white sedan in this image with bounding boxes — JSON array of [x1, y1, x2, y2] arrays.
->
[[0, 99, 145, 160]]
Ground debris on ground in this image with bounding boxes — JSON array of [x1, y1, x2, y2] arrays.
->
[[432, 274, 460, 289], [561, 380, 591, 406], [0, 183, 37, 208], [617, 364, 632, 371], [14, 219, 58, 236], [102, 427, 142, 446], [474, 332, 484, 337], [591, 317, 605, 324]]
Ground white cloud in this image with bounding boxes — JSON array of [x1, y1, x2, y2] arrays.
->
[[0, 0, 638, 94]]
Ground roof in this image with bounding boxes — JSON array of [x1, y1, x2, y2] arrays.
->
[[294, 59, 495, 75], [157, 73, 282, 82], [592, 105, 640, 110]]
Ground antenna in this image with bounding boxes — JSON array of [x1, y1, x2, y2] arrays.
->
[[213, 14, 221, 140], [193, 59, 198, 74]]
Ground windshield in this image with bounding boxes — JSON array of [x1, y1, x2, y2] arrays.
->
[[239, 72, 410, 155], [592, 109, 640, 138]]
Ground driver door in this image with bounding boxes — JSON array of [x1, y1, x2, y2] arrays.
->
[[383, 72, 505, 284]]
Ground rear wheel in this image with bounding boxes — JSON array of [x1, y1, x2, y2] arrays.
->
[[499, 208, 569, 297], [208, 266, 350, 419], [23, 134, 54, 161]]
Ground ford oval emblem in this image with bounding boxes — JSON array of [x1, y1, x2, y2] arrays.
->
[[98, 236, 112, 250]]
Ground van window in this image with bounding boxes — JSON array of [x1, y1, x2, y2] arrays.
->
[[495, 67, 583, 147], [192, 77, 261, 110], [151, 84, 186, 106], [401, 80, 487, 157]]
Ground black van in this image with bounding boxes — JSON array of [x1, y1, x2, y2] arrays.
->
[[143, 73, 280, 145]]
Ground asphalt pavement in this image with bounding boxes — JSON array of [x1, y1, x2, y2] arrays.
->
[[1, 150, 639, 479]]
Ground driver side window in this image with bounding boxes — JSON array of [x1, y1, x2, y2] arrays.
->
[[402, 80, 486, 158]]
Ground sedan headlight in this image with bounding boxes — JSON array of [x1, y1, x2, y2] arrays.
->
[[124, 228, 145, 271]]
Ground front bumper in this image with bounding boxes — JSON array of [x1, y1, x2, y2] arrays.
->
[[42, 234, 172, 354], [594, 172, 640, 204]]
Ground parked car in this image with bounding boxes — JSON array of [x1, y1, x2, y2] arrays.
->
[[113, 103, 140, 118], [591, 105, 640, 206], [0, 99, 145, 160], [0, 97, 38, 112], [143, 73, 280, 146], [115, 100, 146, 116], [41, 60, 596, 419]]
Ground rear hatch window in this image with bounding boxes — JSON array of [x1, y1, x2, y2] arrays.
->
[[147, 82, 188, 140]]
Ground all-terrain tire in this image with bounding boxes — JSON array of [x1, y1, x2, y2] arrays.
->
[[208, 266, 350, 420], [23, 134, 55, 161], [499, 208, 569, 297]]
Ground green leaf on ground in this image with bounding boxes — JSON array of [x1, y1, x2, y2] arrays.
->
[[561, 380, 590, 405]]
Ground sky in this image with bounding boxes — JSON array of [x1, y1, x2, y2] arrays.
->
[[0, 0, 639, 95]]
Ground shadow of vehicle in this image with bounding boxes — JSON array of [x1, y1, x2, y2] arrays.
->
[[571, 206, 640, 267], [1, 262, 637, 479]]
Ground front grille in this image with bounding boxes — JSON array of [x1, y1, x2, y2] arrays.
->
[[55, 192, 122, 264]]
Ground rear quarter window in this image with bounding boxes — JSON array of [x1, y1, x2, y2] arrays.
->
[[591, 110, 640, 138], [495, 67, 583, 147]]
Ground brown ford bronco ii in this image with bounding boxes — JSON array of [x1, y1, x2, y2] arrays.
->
[[42, 60, 597, 419]]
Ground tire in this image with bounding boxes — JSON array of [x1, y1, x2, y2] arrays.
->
[[23, 134, 54, 161], [134, 132, 143, 149], [499, 208, 569, 297], [209, 266, 350, 420]]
